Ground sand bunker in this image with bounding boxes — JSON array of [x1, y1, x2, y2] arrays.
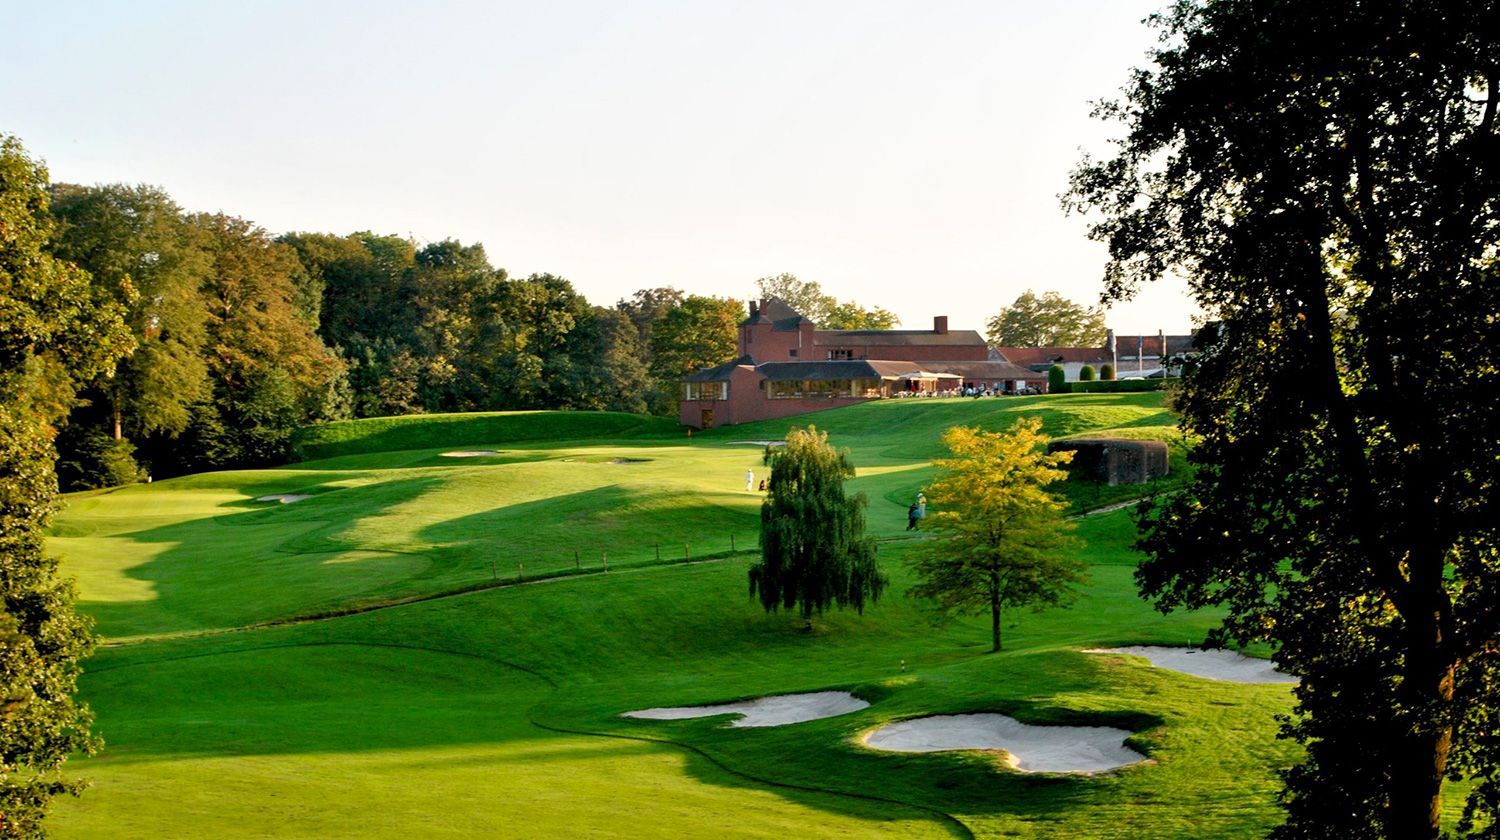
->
[[255, 494, 311, 504], [1084, 646, 1298, 684], [623, 691, 868, 728], [730, 440, 786, 447], [863, 714, 1144, 774], [441, 450, 501, 458]]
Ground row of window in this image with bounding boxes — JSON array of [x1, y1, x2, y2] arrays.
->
[[767, 379, 882, 399], [683, 382, 727, 401], [685, 377, 886, 401]]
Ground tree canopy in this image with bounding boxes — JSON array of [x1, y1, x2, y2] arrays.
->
[[749, 427, 886, 626], [985, 290, 1105, 348], [1067, 2, 1499, 837], [754, 273, 898, 330], [907, 420, 1082, 651], [0, 134, 132, 837]]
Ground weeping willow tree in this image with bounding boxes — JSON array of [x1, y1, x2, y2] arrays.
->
[[749, 426, 886, 628]]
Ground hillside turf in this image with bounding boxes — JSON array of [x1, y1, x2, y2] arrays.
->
[[46, 394, 1365, 838]]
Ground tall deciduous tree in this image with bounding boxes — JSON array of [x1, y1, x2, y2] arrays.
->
[[754, 273, 897, 329], [749, 427, 886, 628], [649, 295, 742, 410], [0, 134, 131, 836], [1067, 3, 1499, 837], [907, 420, 1082, 651], [985, 290, 1106, 348], [48, 184, 211, 442], [190, 214, 344, 466]]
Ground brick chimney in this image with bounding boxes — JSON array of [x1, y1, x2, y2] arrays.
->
[[933, 316, 949, 334], [748, 300, 759, 318]]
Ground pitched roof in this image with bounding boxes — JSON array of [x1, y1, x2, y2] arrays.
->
[[813, 329, 986, 347], [919, 360, 1047, 380], [761, 299, 812, 330], [993, 347, 1111, 366], [682, 356, 756, 382], [755, 360, 924, 381]]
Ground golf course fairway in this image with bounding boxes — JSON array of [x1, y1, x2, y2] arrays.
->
[[45, 394, 1380, 838]]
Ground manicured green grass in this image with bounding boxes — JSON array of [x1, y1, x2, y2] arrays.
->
[[51, 395, 1368, 838], [290, 409, 678, 461]]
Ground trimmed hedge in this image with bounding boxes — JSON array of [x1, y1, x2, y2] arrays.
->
[[1047, 364, 1067, 393], [1068, 378, 1173, 393]]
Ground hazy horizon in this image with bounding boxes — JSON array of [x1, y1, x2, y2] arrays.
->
[[4, 0, 1199, 334]]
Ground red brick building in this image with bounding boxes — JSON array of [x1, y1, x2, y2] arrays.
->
[[679, 300, 1044, 429]]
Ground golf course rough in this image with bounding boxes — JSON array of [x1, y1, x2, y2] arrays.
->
[[49, 394, 1394, 839]]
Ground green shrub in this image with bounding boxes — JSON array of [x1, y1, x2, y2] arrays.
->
[[1100, 363, 1116, 380], [57, 429, 142, 490], [1069, 378, 1171, 393], [1079, 364, 1096, 381], [1047, 364, 1068, 394]]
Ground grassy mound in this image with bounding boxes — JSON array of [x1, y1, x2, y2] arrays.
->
[[291, 410, 678, 461]]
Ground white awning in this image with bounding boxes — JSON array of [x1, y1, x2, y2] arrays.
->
[[896, 371, 962, 381]]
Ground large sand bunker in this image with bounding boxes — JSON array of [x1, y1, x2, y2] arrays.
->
[[255, 494, 311, 504], [623, 691, 868, 728], [1085, 646, 1298, 684], [441, 450, 501, 458], [863, 714, 1144, 774]]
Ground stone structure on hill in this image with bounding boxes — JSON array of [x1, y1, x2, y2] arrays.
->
[[1046, 438, 1169, 485]]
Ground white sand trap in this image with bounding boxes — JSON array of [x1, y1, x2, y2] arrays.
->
[[441, 450, 501, 458], [255, 494, 311, 504], [729, 440, 787, 447], [1084, 646, 1298, 684], [864, 714, 1144, 774], [623, 691, 868, 728]]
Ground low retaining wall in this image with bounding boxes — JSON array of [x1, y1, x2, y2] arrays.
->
[[1047, 438, 1169, 485]]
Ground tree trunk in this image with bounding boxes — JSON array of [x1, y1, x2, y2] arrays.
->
[[991, 582, 1002, 652], [113, 405, 122, 441], [1386, 614, 1457, 838]]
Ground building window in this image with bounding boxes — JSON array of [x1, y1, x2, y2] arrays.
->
[[683, 381, 727, 401], [768, 381, 803, 399], [788, 349, 798, 357], [827, 349, 852, 360]]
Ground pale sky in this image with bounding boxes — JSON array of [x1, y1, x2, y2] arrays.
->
[[3, 0, 1199, 334]]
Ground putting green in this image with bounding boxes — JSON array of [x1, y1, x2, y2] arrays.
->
[[49, 395, 1372, 838]]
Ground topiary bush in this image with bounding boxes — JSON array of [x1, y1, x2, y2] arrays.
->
[[1079, 364, 1096, 381], [1101, 363, 1116, 380], [1047, 364, 1068, 393]]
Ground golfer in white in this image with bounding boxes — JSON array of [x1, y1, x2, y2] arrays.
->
[[746, 469, 754, 492]]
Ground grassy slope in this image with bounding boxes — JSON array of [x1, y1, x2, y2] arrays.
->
[[290, 409, 678, 461], [53, 395, 1389, 838]]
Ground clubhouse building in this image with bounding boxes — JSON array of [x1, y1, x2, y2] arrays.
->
[[679, 300, 1044, 429]]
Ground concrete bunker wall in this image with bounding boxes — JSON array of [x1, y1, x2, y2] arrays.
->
[[1047, 438, 1169, 485]]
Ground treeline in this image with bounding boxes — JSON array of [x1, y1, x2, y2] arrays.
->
[[40, 180, 894, 487]]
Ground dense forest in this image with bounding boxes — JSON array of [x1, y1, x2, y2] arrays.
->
[[29, 173, 893, 488]]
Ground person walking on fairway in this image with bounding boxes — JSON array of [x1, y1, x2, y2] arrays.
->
[[907, 502, 920, 531], [916, 492, 926, 520], [746, 468, 754, 492]]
